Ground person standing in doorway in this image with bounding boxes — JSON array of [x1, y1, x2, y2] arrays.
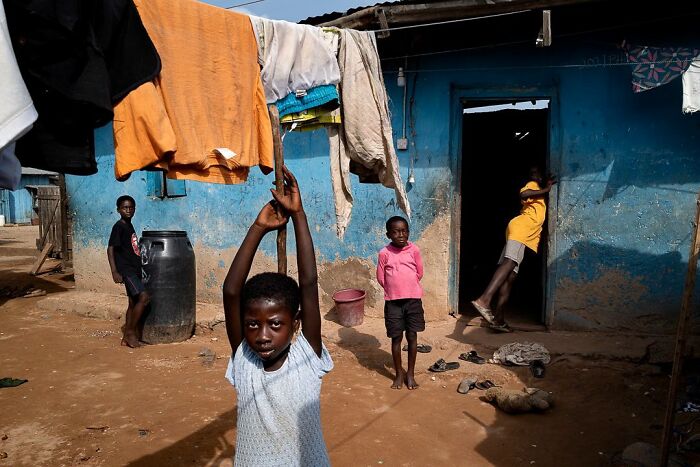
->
[[107, 195, 150, 348], [471, 167, 555, 332]]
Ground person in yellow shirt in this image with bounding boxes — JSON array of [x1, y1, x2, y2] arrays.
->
[[471, 167, 555, 332]]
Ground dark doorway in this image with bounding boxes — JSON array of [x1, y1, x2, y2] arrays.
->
[[458, 100, 549, 324]]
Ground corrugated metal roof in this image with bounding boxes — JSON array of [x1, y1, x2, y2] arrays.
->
[[300, 0, 444, 25], [303, 0, 600, 29], [21, 167, 58, 176]]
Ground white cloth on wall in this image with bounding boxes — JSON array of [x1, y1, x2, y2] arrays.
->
[[249, 16, 341, 103], [330, 28, 410, 238], [682, 58, 700, 114], [0, 0, 37, 190]]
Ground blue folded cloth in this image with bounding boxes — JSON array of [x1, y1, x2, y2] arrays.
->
[[276, 84, 339, 117]]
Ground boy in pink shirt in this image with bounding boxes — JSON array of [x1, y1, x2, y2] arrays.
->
[[377, 216, 425, 390]]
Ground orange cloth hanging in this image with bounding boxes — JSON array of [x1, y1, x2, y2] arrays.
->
[[113, 0, 273, 183]]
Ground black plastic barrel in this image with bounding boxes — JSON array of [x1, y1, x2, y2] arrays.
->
[[140, 231, 196, 344]]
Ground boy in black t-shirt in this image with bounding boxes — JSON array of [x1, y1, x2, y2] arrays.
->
[[107, 195, 150, 348]]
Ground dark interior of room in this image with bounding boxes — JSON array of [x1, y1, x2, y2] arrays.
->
[[459, 103, 549, 323]]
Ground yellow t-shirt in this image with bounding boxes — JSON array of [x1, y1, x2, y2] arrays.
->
[[506, 181, 547, 252]]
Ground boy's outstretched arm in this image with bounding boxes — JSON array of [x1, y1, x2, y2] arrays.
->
[[222, 202, 288, 354], [271, 166, 323, 357], [521, 176, 556, 199]]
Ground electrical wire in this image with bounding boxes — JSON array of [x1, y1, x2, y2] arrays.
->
[[225, 0, 265, 9], [381, 58, 694, 74]]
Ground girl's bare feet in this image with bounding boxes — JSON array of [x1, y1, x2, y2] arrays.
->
[[121, 332, 141, 348], [406, 373, 419, 390], [391, 370, 404, 389]]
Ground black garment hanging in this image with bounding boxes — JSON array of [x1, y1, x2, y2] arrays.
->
[[5, 0, 160, 175]]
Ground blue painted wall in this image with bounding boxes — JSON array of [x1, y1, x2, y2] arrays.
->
[[0, 175, 51, 224], [67, 36, 700, 331]]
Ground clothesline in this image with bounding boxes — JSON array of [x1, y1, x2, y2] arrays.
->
[[381, 59, 697, 74], [225, 0, 265, 9]]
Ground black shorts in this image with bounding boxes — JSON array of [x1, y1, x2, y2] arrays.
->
[[384, 298, 425, 338], [124, 274, 146, 297]]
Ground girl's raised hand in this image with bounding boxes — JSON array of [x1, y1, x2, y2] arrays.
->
[[270, 166, 303, 214], [253, 200, 289, 232]]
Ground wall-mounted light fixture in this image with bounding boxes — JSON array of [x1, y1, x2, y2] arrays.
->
[[397, 67, 406, 87]]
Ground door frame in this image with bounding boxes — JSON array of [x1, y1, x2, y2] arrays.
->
[[447, 84, 562, 326]]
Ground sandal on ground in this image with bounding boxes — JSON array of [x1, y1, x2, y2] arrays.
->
[[458, 350, 486, 364], [530, 360, 546, 378], [428, 358, 460, 372], [457, 377, 477, 394], [471, 300, 496, 324], [489, 322, 514, 333], [474, 380, 497, 390], [402, 344, 432, 353]]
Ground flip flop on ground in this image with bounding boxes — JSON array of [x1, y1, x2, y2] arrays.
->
[[428, 358, 460, 372], [471, 300, 496, 325], [475, 380, 497, 390], [402, 344, 432, 353], [457, 377, 477, 394], [489, 322, 514, 333], [459, 350, 486, 364]]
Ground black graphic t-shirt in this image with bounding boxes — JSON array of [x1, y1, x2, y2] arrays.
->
[[108, 220, 141, 276]]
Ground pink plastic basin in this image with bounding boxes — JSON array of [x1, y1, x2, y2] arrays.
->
[[332, 289, 366, 327]]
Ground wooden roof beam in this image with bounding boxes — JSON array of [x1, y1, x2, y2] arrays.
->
[[318, 0, 603, 29]]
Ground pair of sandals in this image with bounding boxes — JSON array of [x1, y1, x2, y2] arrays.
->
[[428, 358, 460, 372], [459, 350, 486, 364], [471, 301, 514, 333], [402, 344, 432, 353], [429, 350, 487, 372], [457, 377, 498, 394]]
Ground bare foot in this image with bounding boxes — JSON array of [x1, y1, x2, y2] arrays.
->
[[391, 371, 403, 389], [406, 373, 419, 390], [121, 332, 141, 348]]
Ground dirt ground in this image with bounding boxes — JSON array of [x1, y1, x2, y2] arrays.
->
[[0, 226, 676, 466]]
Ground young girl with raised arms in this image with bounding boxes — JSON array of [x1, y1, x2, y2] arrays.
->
[[222, 166, 333, 466]]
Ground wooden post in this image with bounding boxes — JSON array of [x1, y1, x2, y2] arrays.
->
[[660, 191, 700, 466], [268, 104, 287, 275], [58, 174, 69, 269], [542, 10, 552, 47]]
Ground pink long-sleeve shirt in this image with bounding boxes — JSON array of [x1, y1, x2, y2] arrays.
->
[[376, 242, 424, 300]]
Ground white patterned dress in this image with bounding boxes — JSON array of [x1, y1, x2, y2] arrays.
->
[[225, 333, 334, 466]]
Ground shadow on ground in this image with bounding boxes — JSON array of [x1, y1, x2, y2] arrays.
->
[[0, 270, 70, 307], [126, 408, 236, 466], [335, 327, 395, 381]]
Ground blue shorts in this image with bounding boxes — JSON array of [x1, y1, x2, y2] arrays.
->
[[124, 274, 146, 297]]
